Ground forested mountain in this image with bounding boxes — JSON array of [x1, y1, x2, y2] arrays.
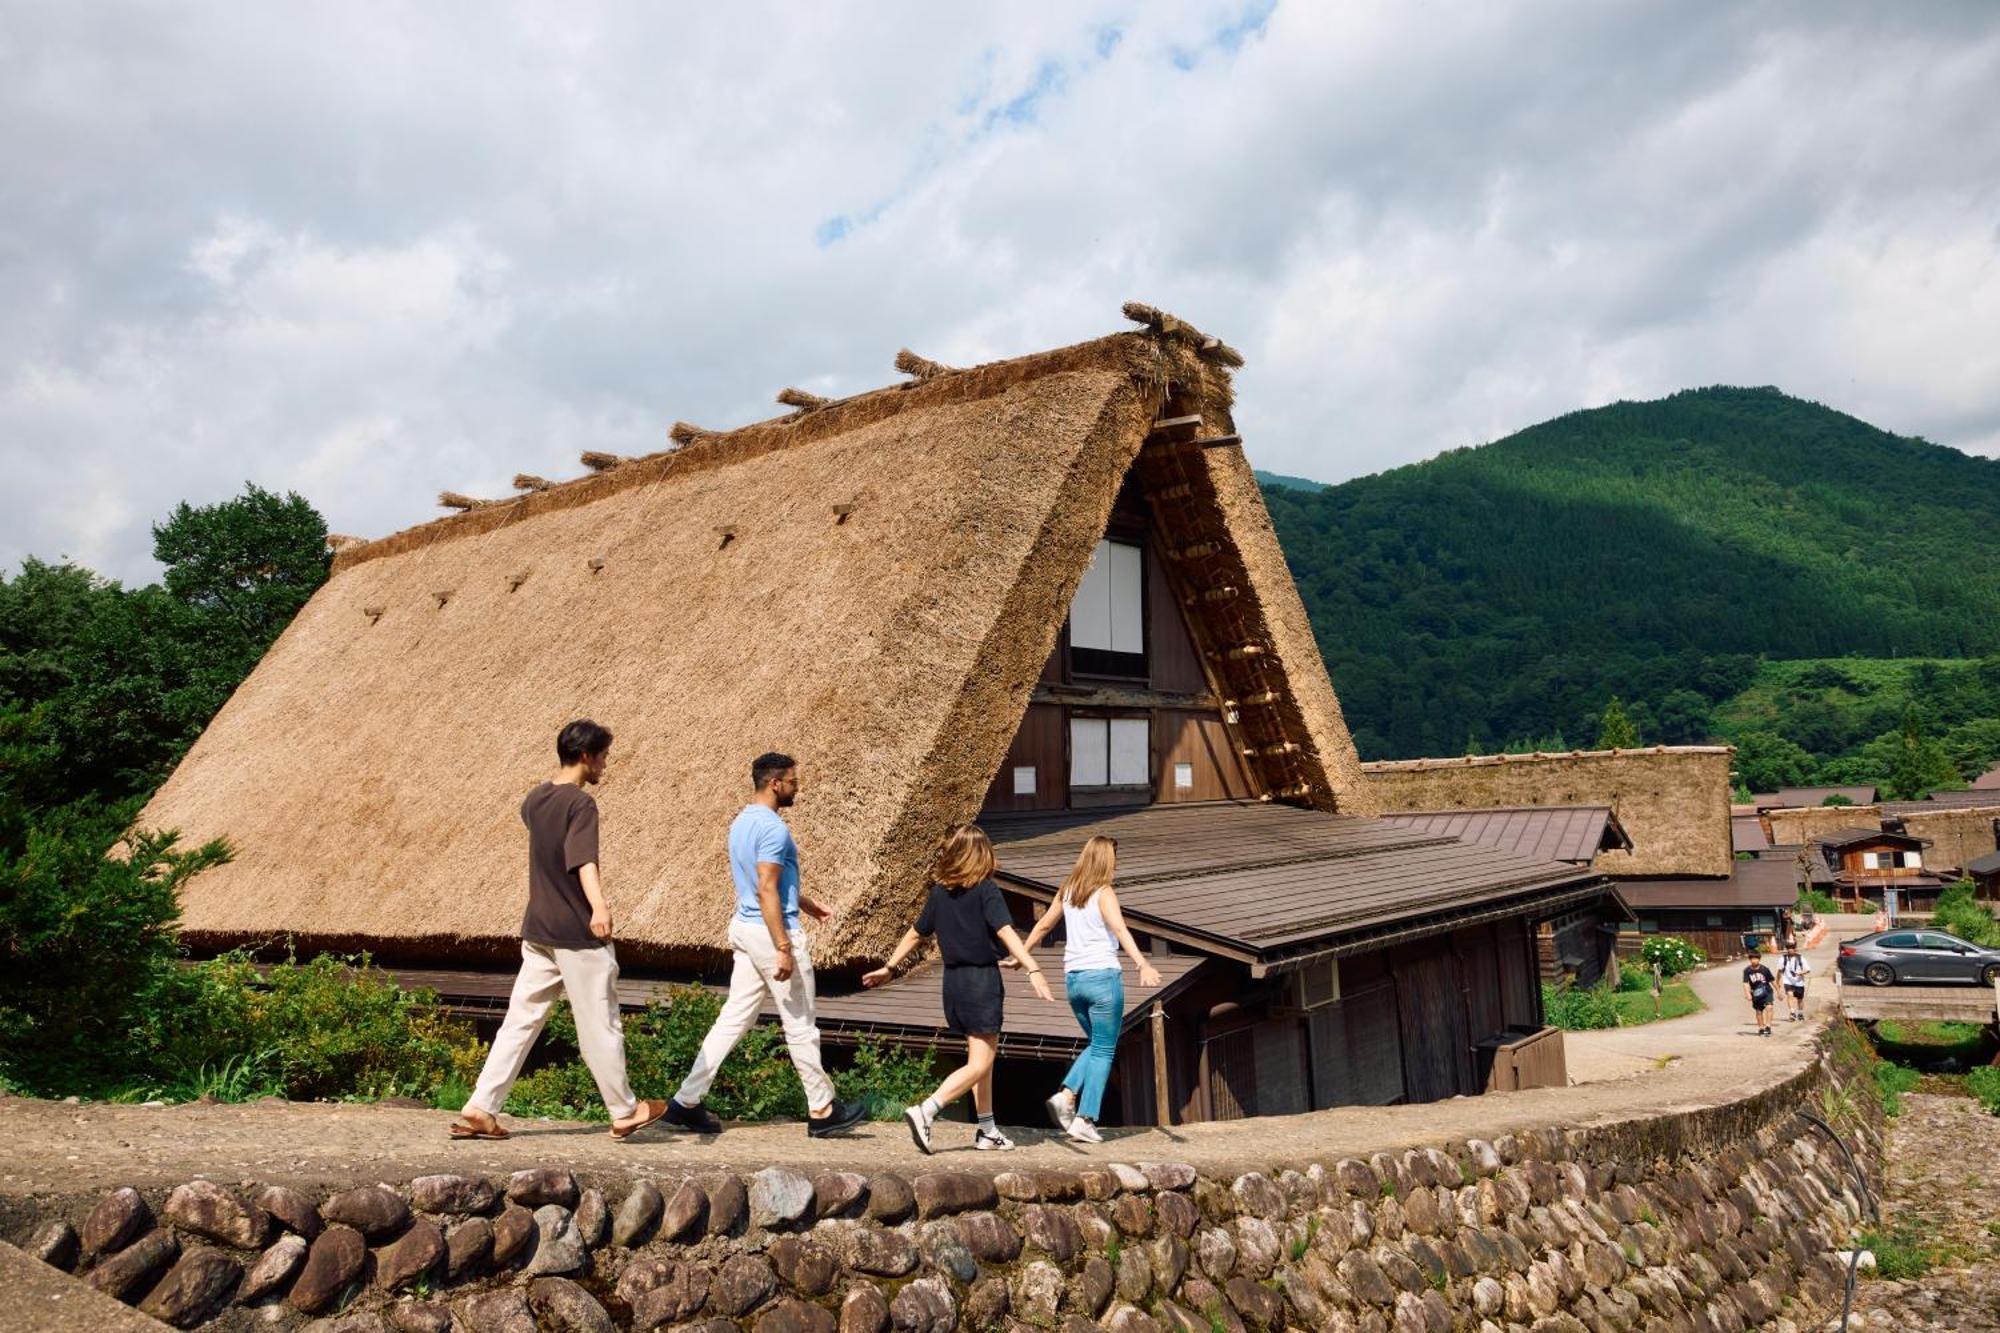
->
[[1261, 387, 2000, 768]]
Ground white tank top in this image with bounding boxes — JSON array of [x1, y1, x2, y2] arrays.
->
[[1062, 893, 1120, 972]]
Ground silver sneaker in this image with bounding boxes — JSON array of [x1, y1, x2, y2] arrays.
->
[[974, 1127, 1015, 1151], [1067, 1116, 1103, 1144], [903, 1104, 934, 1155], [1045, 1090, 1077, 1135]]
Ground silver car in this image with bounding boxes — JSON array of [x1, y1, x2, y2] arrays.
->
[[1837, 929, 2000, 986]]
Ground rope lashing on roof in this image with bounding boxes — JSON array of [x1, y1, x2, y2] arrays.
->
[[585, 556, 606, 573], [430, 589, 453, 608], [669, 421, 713, 447], [715, 526, 737, 549], [1121, 301, 1246, 368], [894, 348, 954, 381], [437, 492, 496, 512], [579, 451, 625, 472], [832, 503, 856, 525], [776, 387, 832, 411], [361, 605, 384, 623], [512, 474, 555, 492], [505, 571, 531, 591]]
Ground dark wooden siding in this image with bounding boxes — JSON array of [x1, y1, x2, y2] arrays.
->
[[980, 703, 1065, 813], [1499, 917, 1541, 1029], [1307, 979, 1405, 1108], [1146, 541, 1207, 694], [1393, 946, 1473, 1101], [1455, 926, 1503, 1045], [1153, 708, 1255, 804]]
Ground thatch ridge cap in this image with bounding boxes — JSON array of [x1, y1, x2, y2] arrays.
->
[[332, 328, 1183, 574], [1360, 745, 1734, 772]]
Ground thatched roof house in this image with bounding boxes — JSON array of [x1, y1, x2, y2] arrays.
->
[[1360, 746, 1735, 878], [137, 314, 1377, 970]]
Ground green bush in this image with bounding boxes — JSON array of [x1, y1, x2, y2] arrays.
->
[[1797, 889, 1842, 915], [0, 804, 229, 1095], [1873, 1060, 1921, 1118], [1968, 1065, 2000, 1117], [1542, 981, 1620, 1030], [1930, 881, 1999, 948], [1640, 936, 1704, 977], [132, 951, 484, 1104]]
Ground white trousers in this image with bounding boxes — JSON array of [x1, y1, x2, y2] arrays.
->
[[674, 918, 835, 1111], [467, 940, 637, 1120]]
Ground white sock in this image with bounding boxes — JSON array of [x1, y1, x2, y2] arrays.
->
[[920, 1096, 942, 1121]]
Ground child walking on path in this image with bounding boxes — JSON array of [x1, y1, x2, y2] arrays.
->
[[1016, 835, 1161, 1144], [863, 824, 1052, 1153], [1779, 942, 1810, 1021]]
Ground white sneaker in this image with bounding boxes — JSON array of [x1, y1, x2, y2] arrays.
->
[[1067, 1116, 1103, 1144], [1045, 1090, 1077, 1135], [974, 1127, 1015, 1151], [903, 1103, 935, 1155]]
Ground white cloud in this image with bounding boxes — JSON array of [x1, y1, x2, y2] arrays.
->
[[2, 0, 1997, 581]]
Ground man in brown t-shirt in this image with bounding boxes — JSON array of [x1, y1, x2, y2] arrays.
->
[[448, 719, 667, 1141]]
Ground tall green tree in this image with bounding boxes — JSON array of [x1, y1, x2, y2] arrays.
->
[[1595, 697, 1640, 750], [1885, 706, 1960, 801]]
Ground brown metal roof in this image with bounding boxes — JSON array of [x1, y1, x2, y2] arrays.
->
[[1731, 816, 1771, 853], [1616, 859, 1801, 910], [1812, 827, 1928, 850], [1887, 792, 2000, 811], [1967, 851, 2000, 875], [799, 947, 1207, 1058], [1767, 786, 1878, 809], [1972, 763, 2000, 791], [1375, 805, 1629, 865], [987, 801, 1602, 967]]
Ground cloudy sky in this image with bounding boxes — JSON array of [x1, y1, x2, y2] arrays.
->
[[5, 1, 1999, 582]]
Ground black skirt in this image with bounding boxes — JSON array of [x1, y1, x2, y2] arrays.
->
[[941, 965, 1004, 1036]]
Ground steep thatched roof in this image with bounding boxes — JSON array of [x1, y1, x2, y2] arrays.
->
[[1764, 802, 2000, 874], [135, 318, 1373, 968], [1361, 746, 1735, 878]]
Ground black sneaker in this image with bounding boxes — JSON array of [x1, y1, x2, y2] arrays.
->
[[664, 1099, 722, 1134], [807, 1098, 869, 1139]]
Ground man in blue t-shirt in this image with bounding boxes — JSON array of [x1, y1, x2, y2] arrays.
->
[[667, 752, 867, 1137]]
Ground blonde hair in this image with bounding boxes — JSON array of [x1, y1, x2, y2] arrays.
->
[[932, 823, 997, 888], [1059, 835, 1118, 907]]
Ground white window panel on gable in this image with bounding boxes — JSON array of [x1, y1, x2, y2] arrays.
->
[[1071, 718, 1109, 787], [1109, 718, 1150, 785], [1069, 540, 1143, 653]]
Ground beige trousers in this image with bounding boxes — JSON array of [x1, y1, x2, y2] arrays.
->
[[467, 940, 637, 1120], [673, 917, 835, 1111]]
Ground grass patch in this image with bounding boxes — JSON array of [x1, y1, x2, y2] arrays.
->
[[1543, 977, 1703, 1030], [1861, 1220, 1968, 1280], [1969, 1066, 2000, 1116]]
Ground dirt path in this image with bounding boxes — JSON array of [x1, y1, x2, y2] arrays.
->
[[1563, 918, 1850, 1083]]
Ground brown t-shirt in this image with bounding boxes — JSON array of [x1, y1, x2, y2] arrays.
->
[[520, 782, 602, 949]]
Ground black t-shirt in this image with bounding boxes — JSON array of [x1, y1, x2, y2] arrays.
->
[[1743, 963, 1775, 995], [520, 782, 602, 949], [915, 879, 1012, 966]]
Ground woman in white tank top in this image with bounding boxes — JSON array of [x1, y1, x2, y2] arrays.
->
[[1015, 835, 1162, 1143]]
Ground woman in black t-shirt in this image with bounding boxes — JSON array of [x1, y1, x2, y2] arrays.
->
[[864, 824, 1052, 1153]]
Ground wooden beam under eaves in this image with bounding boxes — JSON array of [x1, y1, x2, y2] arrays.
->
[[1146, 415, 1204, 445]]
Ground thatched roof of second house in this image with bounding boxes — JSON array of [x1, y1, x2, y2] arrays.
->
[[1362, 746, 1734, 877], [133, 316, 1373, 969]]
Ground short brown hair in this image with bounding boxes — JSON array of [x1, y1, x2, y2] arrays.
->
[[932, 823, 997, 888]]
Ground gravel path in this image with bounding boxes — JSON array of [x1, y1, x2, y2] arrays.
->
[[1830, 1091, 2000, 1331]]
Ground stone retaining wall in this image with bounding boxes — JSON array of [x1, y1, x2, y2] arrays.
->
[[7, 1040, 1883, 1333]]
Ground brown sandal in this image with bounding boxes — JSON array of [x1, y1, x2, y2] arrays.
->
[[610, 1098, 669, 1142], [448, 1114, 510, 1141]]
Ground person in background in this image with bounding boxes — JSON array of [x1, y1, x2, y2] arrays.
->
[[863, 823, 1053, 1153], [450, 720, 668, 1142], [1016, 834, 1163, 1144], [1742, 949, 1778, 1037], [1778, 941, 1811, 1022]]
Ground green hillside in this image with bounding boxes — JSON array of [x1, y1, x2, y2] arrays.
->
[[1260, 386, 2000, 768]]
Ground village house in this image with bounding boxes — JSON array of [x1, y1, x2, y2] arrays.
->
[[136, 308, 1613, 1125], [1805, 827, 1951, 913]]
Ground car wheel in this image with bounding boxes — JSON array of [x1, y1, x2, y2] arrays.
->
[[1863, 962, 1896, 987], [1981, 963, 2000, 986]]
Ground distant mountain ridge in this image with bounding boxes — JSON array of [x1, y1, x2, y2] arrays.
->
[[1259, 386, 2000, 761]]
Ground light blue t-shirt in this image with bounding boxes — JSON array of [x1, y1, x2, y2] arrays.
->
[[730, 803, 801, 931]]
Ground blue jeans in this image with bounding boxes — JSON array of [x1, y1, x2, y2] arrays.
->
[[1061, 968, 1123, 1121]]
